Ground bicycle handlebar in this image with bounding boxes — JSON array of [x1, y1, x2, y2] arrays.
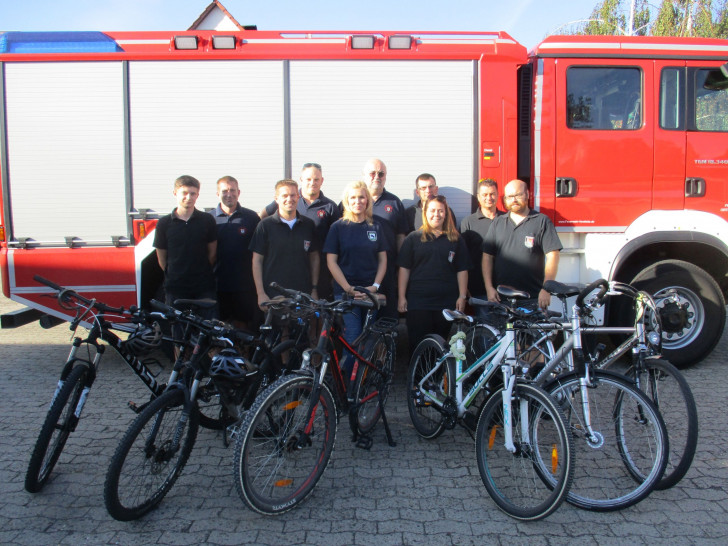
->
[[575, 278, 609, 309], [149, 299, 255, 344], [34, 275, 127, 315]]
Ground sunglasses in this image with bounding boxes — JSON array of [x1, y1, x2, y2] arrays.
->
[[303, 162, 322, 170]]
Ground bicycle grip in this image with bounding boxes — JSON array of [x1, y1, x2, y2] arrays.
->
[[352, 286, 379, 310], [34, 275, 64, 291], [149, 299, 177, 317], [575, 279, 609, 309]]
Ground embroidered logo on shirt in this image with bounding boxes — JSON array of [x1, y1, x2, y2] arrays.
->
[[448, 251, 455, 263], [384, 205, 393, 213], [367, 231, 377, 242], [304, 240, 311, 251], [239, 227, 247, 235], [524, 235, 535, 249], [317, 210, 326, 218]]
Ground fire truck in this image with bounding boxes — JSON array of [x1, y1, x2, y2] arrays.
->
[[1, 29, 727, 367]]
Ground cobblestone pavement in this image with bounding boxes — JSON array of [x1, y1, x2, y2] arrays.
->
[[1, 292, 727, 545]]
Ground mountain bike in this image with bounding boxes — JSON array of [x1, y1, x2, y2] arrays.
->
[[234, 284, 397, 515], [407, 286, 574, 521]]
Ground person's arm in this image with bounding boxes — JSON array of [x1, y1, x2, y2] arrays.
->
[[366, 250, 387, 297], [309, 251, 320, 298], [538, 250, 560, 310], [259, 200, 276, 220], [252, 252, 268, 309], [327, 253, 353, 295], [156, 249, 167, 271], [398, 267, 410, 313], [482, 253, 499, 302], [456, 270, 468, 312], [396, 233, 405, 252], [207, 240, 217, 266]]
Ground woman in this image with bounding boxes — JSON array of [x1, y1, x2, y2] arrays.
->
[[398, 195, 469, 353], [323, 181, 387, 372]]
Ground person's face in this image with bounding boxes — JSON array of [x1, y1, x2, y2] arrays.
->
[[217, 181, 240, 209], [300, 167, 323, 198], [477, 184, 498, 212], [174, 185, 199, 210], [416, 178, 438, 203], [503, 184, 529, 214], [426, 200, 447, 230], [347, 188, 368, 216], [275, 184, 299, 215], [364, 161, 387, 194]]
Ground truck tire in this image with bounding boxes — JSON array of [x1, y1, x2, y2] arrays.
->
[[631, 259, 725, 368]]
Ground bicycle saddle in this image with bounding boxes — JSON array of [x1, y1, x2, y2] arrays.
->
[[543, 280, 580, 298]]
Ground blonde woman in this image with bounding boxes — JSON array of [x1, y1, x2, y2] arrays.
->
[[323, 181, 387, 372], [398, 195, 469, 352]]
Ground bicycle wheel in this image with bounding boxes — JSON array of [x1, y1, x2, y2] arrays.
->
[[353, 335, 394, 435], [104, 388, 199, 521], [626, 357, 698, 490], [544, 370, 668, 511], [475, 382, 574, 521], [25, 363, 91, 493], [234, 373, 337, 515], [406, 335, 452, 439]]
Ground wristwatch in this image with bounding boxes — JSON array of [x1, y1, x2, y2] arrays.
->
[[372, 282, 380, 291]]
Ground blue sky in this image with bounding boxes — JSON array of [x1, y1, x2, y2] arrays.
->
[[1, 0, 598, 50]]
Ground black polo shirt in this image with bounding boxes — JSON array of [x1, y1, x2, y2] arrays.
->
[[397, 232, 469, 310], [372, 189, 408, 259], [249, 211, 317, 293], [210, 203, 260, 292], [323, 219, 387, 289], [153, 208, 217, 296], [482, 211, 562, 298], [460, 209, 504, 296], [405, 201, 457, 233], [263, 191, 341, 247]]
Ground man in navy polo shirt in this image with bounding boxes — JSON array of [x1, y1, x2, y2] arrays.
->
[[250, 179, 320, 309], [482, 179, 562, 311], [259, 163, 340, 299], [363, 158, 408, 318], [210, 175, 260, 329]]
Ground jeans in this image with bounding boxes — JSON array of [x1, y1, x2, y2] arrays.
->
[[334, 287, 376, 377]]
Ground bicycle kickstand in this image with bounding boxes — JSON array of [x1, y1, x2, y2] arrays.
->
[[378, 390, 397, 448]]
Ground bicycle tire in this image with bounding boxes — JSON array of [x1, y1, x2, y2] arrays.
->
[[475, 382, 574, 521], [406, 335, 452, 439], [25, 363, 90, 493], [104, 388, 199, 521], [353, 335, 394, 435], [234, 373, 337, 515], [544, 370, 668, 511], [625, 357, 698, 490]]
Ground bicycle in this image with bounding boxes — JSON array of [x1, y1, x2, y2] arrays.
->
[[233, 284, 397, 515], [25, 275, 170, 493], [407, 286, 574, 521], [103, 297, 310, 521], [535, 279, 698, 491]]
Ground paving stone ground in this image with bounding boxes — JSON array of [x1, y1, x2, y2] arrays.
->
[[1, 291, 727, 545]]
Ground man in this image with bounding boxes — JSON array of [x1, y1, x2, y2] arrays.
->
[[482, 179, 562, 310], [154, 175, 217, 313], [250, 179, 320, 310], [405, 173, 456, 233], [364, 158, 408, 319], [210, 175, 260, 329], [259, 163, 339, 299], [460, 178, 504, 312]]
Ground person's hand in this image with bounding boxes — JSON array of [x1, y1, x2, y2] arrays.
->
[[456, 296, 467, 312], [486, 286, 500, 302], [257, 293, 270, 310], [398, 298, 408, 313], [311, 287, 319, 300], [538, 288, 551, 311]]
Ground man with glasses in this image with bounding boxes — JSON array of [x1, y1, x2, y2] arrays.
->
[[363, 158, 408, 319], [482, 179, 561, 311], [461, 178, 504, 316], [260, 163, 340, 299], [405, 173, 456, 233]]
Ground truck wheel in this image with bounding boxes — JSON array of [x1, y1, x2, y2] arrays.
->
[[631, 259, 725, 368]]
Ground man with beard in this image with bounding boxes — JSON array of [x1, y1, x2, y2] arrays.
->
[[482, 179, 561, 311]]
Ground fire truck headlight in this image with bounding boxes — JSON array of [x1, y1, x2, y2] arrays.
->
[[388, 35, 413, 50], [212, 36, 236, 50], [351, 35, 375, 49], [174, 36, 199, 50]]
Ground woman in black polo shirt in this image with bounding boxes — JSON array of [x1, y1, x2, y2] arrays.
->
[[398, 195, 469, 353], [324, 181, 387, 373]]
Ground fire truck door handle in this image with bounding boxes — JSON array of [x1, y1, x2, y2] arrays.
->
[[685, 177, 706, 197], [556, 177, 578, 197]]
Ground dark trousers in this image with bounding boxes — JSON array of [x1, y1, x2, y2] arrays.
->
[[406, 309, 451, 356]]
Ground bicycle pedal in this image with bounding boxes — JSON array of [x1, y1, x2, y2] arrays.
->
[[355, 434, 373, 450]]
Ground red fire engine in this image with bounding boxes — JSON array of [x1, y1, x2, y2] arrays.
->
[[1, 29, 727, 367]]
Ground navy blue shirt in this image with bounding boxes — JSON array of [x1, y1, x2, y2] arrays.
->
[[398, 232, 469, 310], [210, 203, 260, 292], [323, 219, 387, 289], [371, 189, 408, 261]]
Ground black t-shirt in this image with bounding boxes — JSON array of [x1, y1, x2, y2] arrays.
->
[[153, 208, 217, 296], [211, 204, 260, 292], [482, 211, 562, 298], [323, 219, 387, 289], [249, 212, 318, 294], [460, 209, 504, 296], [397, 232, 469, 310]]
